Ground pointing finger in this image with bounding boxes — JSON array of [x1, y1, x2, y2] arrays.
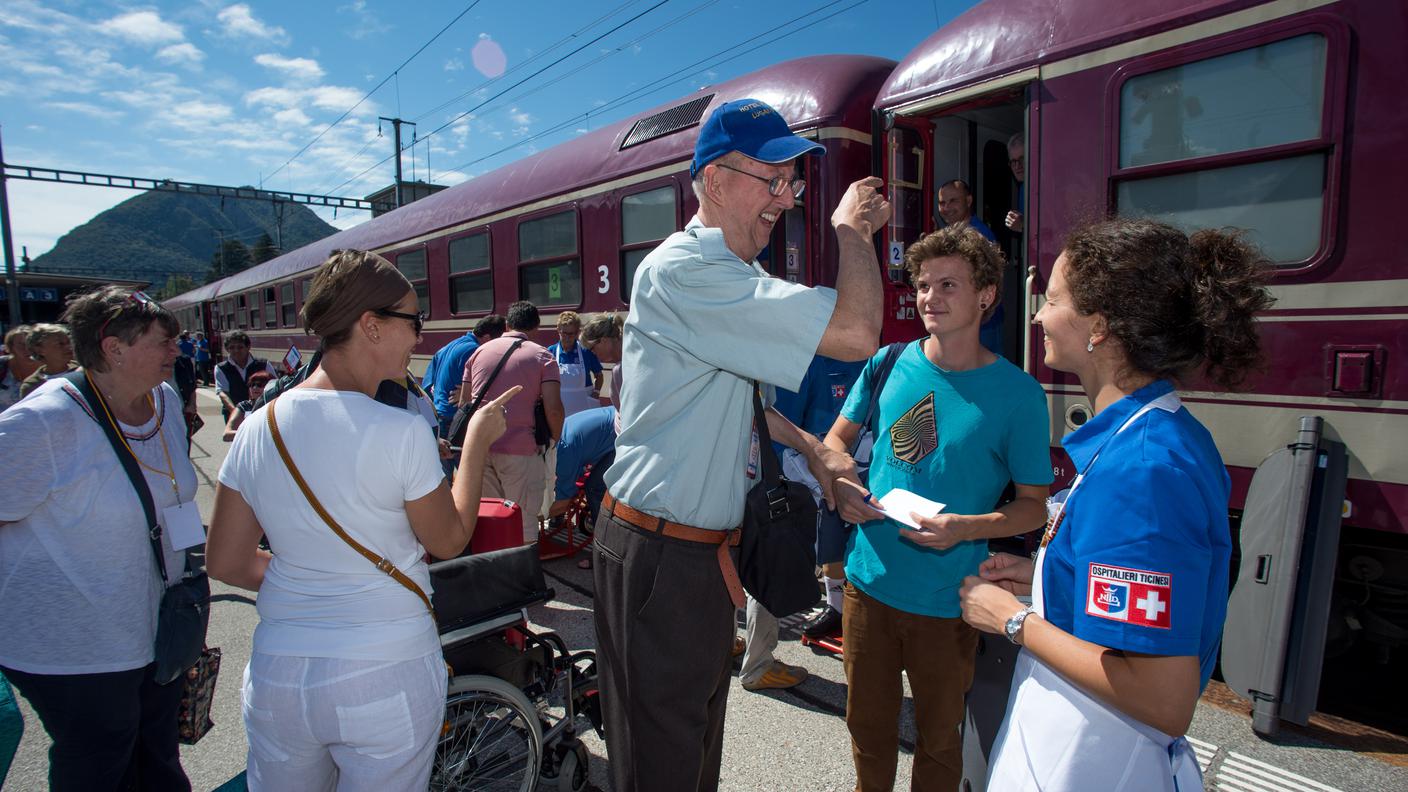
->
[[484, 385, 522, 409]]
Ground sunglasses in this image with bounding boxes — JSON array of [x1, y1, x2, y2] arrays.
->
[[375, 308, 425, 335], [98, 291, 155, 339]]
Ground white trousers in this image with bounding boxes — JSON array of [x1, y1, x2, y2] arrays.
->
[[242, 650, 448, 792]]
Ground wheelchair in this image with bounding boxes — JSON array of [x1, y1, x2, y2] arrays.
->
[[429, 543, 602, 791]]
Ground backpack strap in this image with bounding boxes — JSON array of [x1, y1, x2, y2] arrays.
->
[[850, 341, 907, 455]]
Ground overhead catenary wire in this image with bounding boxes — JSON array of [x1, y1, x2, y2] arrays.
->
[[261, 0, 486, 186], [447, 0, 866, 175], [325, 0, 670, 197]]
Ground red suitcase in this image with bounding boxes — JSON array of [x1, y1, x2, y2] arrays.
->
[[470, 498, 524, 555]]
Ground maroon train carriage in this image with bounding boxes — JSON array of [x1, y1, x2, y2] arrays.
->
[[876, 0, 1408, 732], [162, 54, 896, 376]]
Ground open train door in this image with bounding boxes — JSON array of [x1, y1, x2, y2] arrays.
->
[[1221, 416, 1348, 736], [878, 115, 931, 345]]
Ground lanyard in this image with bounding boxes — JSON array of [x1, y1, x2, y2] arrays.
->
[[1041, 391, 1181, 548], [85, 371, 180, 500]]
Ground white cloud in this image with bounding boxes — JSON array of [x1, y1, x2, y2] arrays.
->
[[307, 85, 363, 110], [444, 58, 463, 72], [254, 53, 324, 82], [97, 10, 184, 46], [10, 181, 132, 260], [216, 4, 287, 43], [272, 107, 310, 126], [338, 0, 390, 40], [509, 108, 532, 126], [43, 101, 124, 121], [156, 43, 205, 65]]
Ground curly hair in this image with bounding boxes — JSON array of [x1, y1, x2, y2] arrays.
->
[[1062, 219, 1275, 390], [904, 225, 1006, 322]]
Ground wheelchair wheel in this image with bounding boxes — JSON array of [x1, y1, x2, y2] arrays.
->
[[432, 674, 543, 792]]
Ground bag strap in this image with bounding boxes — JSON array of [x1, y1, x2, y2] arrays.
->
[[750, 384, 784, 488], [63, 371, 171, 585], [469, 338, 526, 414], [265, 400, 435, 618], [850, 341, 906, 455]]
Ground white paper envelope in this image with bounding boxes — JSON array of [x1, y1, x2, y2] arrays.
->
[[876, 488, 946, 530]]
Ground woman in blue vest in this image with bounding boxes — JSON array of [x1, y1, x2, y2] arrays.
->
[[960, 219, 1274, 791]]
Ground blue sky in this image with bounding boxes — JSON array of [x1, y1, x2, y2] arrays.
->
[[0, 0, 972, 260]]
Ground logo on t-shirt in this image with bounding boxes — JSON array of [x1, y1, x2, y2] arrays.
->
[[1086, 563, 1172, 629], [889, 392, 937, 464], [831, 384, 848, 400]]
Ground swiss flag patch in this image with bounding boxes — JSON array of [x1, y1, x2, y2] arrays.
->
[[1086, 563, 1172, 629]]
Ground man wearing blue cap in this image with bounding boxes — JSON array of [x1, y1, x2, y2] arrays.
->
[[593, 97, 891, 791]]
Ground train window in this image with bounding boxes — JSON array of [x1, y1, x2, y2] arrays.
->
[[518, 210, 581, 307], [395, 249, 429, 311], [1117, 154, 1324, 263], [1114, 32, 1334, 265], [449, 233, 492, 314], [620, 186, 676, 300], [1119, 35, 1326, 168], [263, 288, 277, 327], [887, 125, 927, 284], [280, 284, 295, 327], [223, 299, 235, 331]]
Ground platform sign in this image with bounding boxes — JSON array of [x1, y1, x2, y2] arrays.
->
[[0, 287, 59, 302], [548, 268, 562, 300]]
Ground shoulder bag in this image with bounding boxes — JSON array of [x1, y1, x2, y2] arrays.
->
[[63, 372, 218, 743], [266, 401, 436, 619], [446, 338, 526, 447], [738, 385, 822, 618]]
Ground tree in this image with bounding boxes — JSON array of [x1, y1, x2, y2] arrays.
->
[[251, 232, 280, 264], [157, 273, 198, 300], [206, 238, 253, 282]]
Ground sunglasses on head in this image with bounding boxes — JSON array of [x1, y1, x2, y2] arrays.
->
[[98, 291, 155, 339]]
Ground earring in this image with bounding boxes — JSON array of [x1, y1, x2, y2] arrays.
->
[[1086, 340, 1095, 353], [979, 302, 988, 311]]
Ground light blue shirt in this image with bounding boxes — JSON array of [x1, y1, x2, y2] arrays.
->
[[842, 341, 1053, 617], [604, 217, 837, 530]]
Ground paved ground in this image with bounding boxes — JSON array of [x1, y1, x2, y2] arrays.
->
[[7, 386, 1407, 791]]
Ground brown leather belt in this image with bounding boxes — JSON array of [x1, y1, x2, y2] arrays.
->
[[602, 491, 745, 608]]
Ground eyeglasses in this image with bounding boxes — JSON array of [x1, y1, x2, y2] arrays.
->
[[99, 290, 155, 339], [1009, 156, 1025, 167], [714, 163, 806, 198], [375, 308, 425, 335]]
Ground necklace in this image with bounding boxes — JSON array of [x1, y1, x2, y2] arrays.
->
[[85, 371, 180, 499]]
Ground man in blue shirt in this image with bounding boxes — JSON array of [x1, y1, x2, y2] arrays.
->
[[937, 179, 1004, 356], [421, 314, 505, 438], [546, 406, 617, 525], [825, 226, 1051, 792]]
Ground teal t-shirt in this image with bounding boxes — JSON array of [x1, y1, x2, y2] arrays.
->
[[841, 340, 1054, 617]]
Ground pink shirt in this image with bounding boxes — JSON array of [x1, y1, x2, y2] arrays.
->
[[463, 331, 559, 455]]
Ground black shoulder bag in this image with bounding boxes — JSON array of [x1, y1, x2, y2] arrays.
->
[[738, 385, 822, 618], [64, 372, 211, 687], [446, 338, 526, 447]]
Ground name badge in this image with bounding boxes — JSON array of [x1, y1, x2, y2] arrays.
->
[[163, 501, 206, 551], [746, 428, 760, 479]]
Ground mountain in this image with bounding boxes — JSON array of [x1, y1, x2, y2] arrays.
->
[[24, 187, 340, 286]]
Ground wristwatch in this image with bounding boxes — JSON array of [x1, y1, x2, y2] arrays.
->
[[1004, 606, 1035, 645]]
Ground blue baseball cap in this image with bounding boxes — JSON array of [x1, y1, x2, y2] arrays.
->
[[690, 98, 826, 178]]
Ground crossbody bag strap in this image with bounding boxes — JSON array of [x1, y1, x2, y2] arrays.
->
[[64, 371, 170, 584], [751, 382, 784, 487], [850, 341, 906, 456], [469, 338, 526, 413], [265, 401, 435, 619]]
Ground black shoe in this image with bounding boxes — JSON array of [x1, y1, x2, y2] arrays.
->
[[801, 606, 842, 638]]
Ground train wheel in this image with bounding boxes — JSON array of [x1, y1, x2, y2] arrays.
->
[[432, 674, 543, 792]]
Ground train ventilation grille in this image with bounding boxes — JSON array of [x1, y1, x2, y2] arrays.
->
[[620, 94, 715, 150]]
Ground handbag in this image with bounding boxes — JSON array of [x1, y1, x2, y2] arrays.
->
[[738, 385, 821, 618], [446, 338, 526, 447], [266, 401, 436, 619], [533, 398, 552, 448], [177, 647, 221, 745], [63, 372, 211, 687]]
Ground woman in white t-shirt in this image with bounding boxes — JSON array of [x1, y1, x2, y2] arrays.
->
[[0, 287, 193, 791], [207, 250, 516, 790]]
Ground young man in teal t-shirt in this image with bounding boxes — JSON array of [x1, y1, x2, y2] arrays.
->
[[825, 226, 1053, 792]]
